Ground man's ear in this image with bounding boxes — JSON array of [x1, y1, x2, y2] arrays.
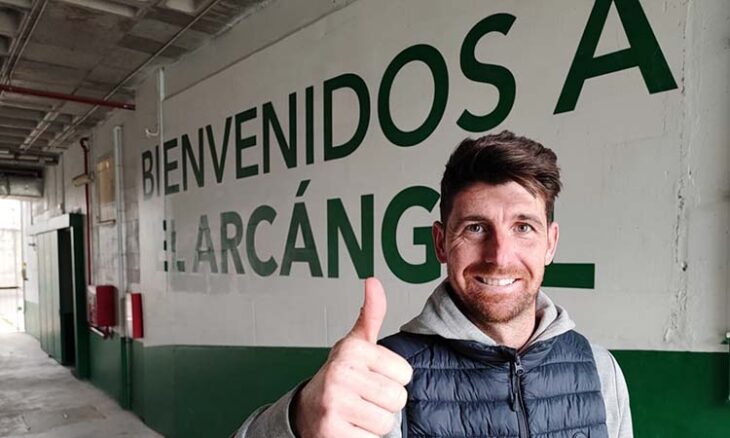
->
[[432, 221, 447, 263], [545, 221, 559, 265]]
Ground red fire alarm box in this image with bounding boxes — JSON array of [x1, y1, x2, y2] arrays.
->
[[126, 292, 143, 339], [87, 285, 116, 327]]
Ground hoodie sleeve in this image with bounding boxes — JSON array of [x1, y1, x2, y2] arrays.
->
[[591, 344, 633, 438], [384, 410, 403, 438], [231, 384, 403, 438], [610, 352, 634, 438], [230, 385, 301, 438]]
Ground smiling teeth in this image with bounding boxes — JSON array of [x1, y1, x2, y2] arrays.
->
[[479, 277, 516, 286]]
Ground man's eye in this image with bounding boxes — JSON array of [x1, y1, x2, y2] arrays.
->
[[465, 223, 484, 233], [515, 223, 533, 233]]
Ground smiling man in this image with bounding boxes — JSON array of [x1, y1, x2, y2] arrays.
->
[[235, 131, 633, 438]]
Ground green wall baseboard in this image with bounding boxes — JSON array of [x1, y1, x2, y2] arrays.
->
[[130, 342, 327, 438], [88, 332, 126, 405], [612, 350, 729, 438], [87, 341, 729, 438]]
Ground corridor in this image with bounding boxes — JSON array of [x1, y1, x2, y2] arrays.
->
[[0, 332, 160, 438]]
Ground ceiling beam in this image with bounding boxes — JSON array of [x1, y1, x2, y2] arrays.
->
[[57, 0, 137, 18], [0, 8, 22, 37], [0, 144, 56, 157], [49, 0, 225, 149], [0, 83, 135, 110], [0, 156, 54, 168], [0, 105, 44, 120], [0, 134, 45, 145], [0, 1, 32, 10], [0, 115, 37, 129], [0, 147, 58, 165], [0, 126, 30, 137]]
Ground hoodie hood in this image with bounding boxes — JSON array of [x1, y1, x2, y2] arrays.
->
[[400, 281, 576, 349]]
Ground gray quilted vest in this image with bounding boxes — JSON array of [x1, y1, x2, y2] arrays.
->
[[380, 330, 609, 438]]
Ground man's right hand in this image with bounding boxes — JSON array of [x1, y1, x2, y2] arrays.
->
[[293, 277, 413, 438]]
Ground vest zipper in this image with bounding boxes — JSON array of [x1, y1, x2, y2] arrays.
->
[[510, 355, 529, 438]]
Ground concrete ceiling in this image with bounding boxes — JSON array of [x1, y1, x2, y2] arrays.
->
[[0, 0, 268, 175]]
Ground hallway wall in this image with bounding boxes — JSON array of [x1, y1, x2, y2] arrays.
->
[[26, 1, 730, 437]]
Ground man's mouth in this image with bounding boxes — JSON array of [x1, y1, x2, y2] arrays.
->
[[476, 276, 517, 287]]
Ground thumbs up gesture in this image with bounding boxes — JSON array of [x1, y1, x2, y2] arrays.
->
[[293, 278, 413, 437]]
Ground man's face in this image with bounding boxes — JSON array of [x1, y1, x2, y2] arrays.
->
[[433, 181, 559, 325]]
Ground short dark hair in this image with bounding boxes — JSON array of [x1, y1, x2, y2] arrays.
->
[[439, 130, 562, 223]]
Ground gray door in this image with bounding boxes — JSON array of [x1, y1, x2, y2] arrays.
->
[[36, 230, 74, 365]]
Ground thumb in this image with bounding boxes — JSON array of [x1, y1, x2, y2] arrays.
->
[[348, 277, 387, 343]]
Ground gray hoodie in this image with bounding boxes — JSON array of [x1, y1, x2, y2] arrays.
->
[[235, 283, 634, 438]]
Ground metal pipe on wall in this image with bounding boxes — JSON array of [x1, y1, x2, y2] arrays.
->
[[79, 137, 92, 285], [59, 154, 65, 214], [112, 124, 133, 408], [113, 126, 127, 319]]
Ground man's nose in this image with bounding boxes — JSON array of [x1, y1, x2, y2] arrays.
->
[[482, 229, 512, 266]]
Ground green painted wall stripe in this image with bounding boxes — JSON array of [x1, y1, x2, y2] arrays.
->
[[81, 342, 729, 438], [612, 350, 730, 438], [174, 345, 327, 437], [139, 342, 176, 437], [130, 340, 146, 422], [125, 341, 327, 438], [726, 338, 730, 402], [543, 263, 594, 289], [88, 332, 125, 404]]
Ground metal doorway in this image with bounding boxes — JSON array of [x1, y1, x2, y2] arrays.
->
[[27, 213, 89, 378]]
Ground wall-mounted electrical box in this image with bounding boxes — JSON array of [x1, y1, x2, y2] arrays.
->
[[87, 285, 116, 327], [126, 292, 143, 339]]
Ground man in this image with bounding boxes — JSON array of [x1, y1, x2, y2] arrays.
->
[[236, 131, 633, 438]]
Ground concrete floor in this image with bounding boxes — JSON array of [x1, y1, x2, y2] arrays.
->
[[0, 332, 162, 438]]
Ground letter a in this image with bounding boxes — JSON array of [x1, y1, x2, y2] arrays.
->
[[554, 0, 678, 114]]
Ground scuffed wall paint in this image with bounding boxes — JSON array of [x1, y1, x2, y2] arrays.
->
[[661, 0, 730, 350], [680, 0, 730, 349], [663, 82, 690, 346]]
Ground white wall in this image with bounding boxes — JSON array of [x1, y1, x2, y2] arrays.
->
[[39, 0, 730, 352], [21, 201, 38, 304]]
